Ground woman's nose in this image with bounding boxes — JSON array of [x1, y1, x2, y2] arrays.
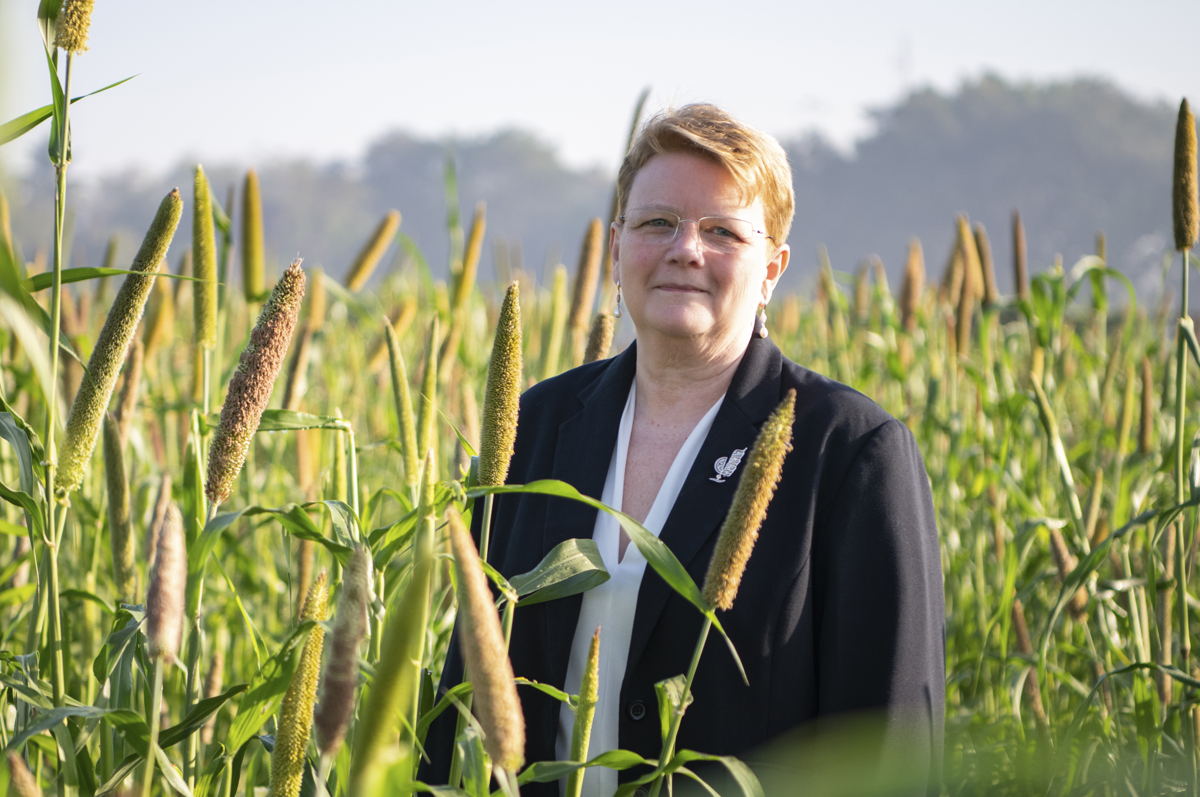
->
[[667, 219, 703, 261]]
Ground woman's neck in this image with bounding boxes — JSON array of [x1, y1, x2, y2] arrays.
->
[[633, 334, 746, 416]]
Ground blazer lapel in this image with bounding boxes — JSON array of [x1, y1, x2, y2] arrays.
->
[[625, 337, 784, 671], [540, 344, 638, 680]]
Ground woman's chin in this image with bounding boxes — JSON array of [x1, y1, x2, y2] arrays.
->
[[634, 310, 719, 342]]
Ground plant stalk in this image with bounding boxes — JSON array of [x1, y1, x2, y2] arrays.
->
[[648, 616, 712, 797], [141, 657, 166, 797]]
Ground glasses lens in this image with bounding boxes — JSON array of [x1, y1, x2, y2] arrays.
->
[[698, 217, 755, 250], [624, 209, 680, 239]]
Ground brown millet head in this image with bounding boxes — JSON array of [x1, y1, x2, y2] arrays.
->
[[478, 282, 522, 486], [448, 511, 525, 772], [6, 752, 40, 797], [103, 414, 136, 601], [1011, 210, 1029, 303], [900, 239, 925, 331], [206, 259, 306, 505], [583, 312, 615, 364], [146, 503, 186, 662], [567, 217, 604, 335], [314, 546, 374, 756], [702, 389, 796, 611], [1174, 98, 1199, 251]]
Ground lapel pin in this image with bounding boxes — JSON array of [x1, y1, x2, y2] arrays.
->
[[709, 447, 747, 483]]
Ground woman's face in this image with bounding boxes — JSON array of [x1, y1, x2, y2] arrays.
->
[[611, 151, 789, 354]]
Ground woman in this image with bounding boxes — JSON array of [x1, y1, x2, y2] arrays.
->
[[428, 104, 943, 794]]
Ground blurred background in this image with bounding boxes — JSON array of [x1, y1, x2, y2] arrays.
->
[[2, 0, 1198, 294]]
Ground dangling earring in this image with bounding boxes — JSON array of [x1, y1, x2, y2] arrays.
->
[[756, 302, 769, 339], [613, 281, 623, 319]]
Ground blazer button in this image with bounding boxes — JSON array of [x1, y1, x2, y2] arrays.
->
[[628, 700, 646, 721]]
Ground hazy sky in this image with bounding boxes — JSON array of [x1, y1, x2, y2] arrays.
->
[[2, 0, 1198, 181]]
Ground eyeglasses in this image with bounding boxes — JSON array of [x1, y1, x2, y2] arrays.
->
[[618, 208, 773, 254]]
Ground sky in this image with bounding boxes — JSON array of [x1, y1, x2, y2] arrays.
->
[[2, 0, 1199, 182]]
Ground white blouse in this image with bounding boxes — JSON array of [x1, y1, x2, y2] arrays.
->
[[555, 380, 725, 796]]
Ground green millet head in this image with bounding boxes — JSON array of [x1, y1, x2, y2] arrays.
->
[[269, 572, 329, 797], [58, 188, 182, 497], [478, 282, 522, 486], [193, 165, 218, 349], [702, 389, 796, 611], [1174, 98, 1198, 251], [449, 511, 526, 773], [453, 203, 486, 311], [206, 259, 306, 505], [305, 268, 327, 334], [566, 626, 601, 797], [241, 169, 266, 302], [344, 210, 401, 292], [384, 318, 420, 489], [54, 0, 94, 53]]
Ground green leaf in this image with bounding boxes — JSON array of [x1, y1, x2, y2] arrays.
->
[[509, 537, 609, 607], [226, 620, 319, 751], [468, 481, 741, 675], [514, 677, 572, 705], [0, 412, 39, 495], [93, 608, 143, 685], [671, 751, 763, 797], [480, 559, 517, 603], [517, 750, 652, 784], [415, 681, 472, 742], [24, 265, 203, 292], [468, 481, 705, 610], [60, 588, 113, 614], [1180, 316, 1200, 369], [0, 478, 44, 539], [43, 44, 68, 164], [0, 103, 57, 147], [154, 743, 195, 796], [6, 705, 119, 752], [162, 684, 248, 749], [0, 583, 37, 608], [36, 0, 58, 53], [311, 499, 362, 548], [0, 517, 30, 536], [654, 674, 692, 740], [0, 294, 78, 409], [202, 408, 349, 433], [196, 503, 353, 580]]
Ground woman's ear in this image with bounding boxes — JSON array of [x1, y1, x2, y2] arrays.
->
[[763, 243, 790, 302], [610, 221, 622, 284]]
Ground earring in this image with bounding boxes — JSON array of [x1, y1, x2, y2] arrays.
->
[[614, 281, 623, 319], [756, 302, 768, 339]]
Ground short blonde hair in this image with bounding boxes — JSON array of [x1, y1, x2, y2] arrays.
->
[[616, 104, 795, 245]]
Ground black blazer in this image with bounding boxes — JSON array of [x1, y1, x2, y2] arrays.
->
[[425, 336, 944, 793]]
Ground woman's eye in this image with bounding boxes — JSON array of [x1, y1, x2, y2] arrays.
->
[[705, 223, 744, 241]]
